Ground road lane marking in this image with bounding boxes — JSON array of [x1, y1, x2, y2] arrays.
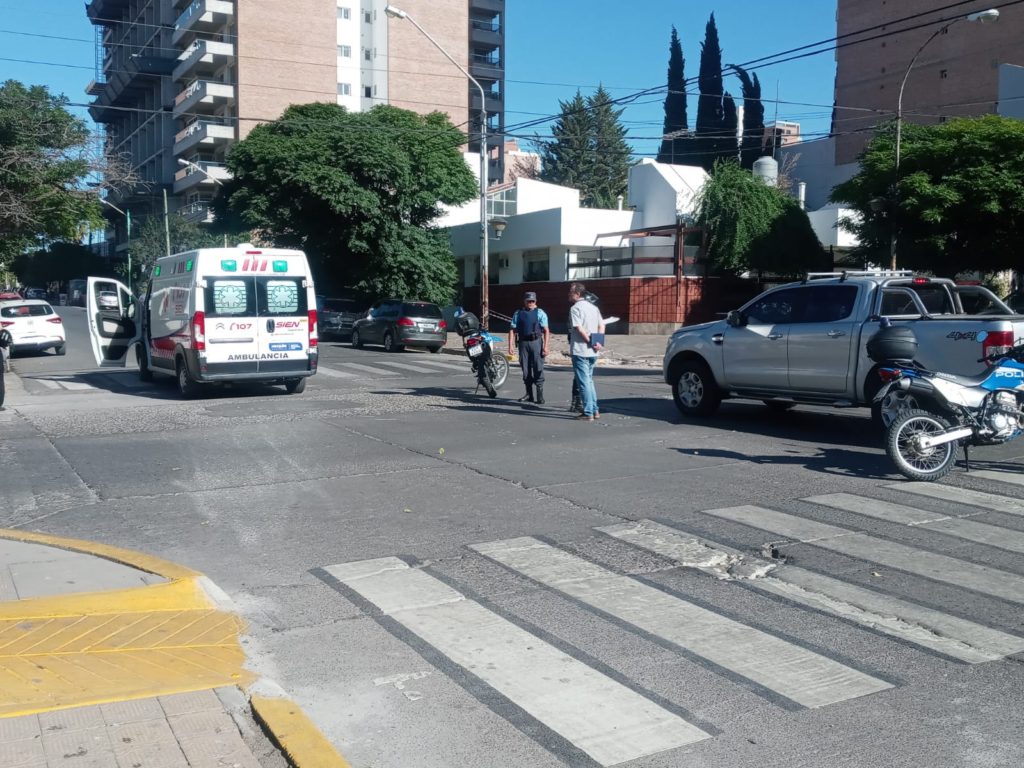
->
[[702, 505, 1024, 605], [315, 366, 358, 379], [472, 537, 892, 709], [372, 360, 447, 374], [601, 520, 1024, 663], [807, 493, 1024, 555], [888, 483, 1024, 517], [335, 362, 401, 377], [967, 470, 1024, 487], [37, 379, 61, 390], [324, 557, 709, 766], [410, 358, 471, 372]]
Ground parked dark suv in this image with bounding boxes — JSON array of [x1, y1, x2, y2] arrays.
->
[[317, 296, 364, 340], [351, 299, 446, 353]]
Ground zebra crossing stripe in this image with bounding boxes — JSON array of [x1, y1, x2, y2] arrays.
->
[[702, 506, 1024, 605], [324, 557, 710, 766], [888, 482, 1024, 516], [315, 366, 357, 378], [372, 360, 446, 374], [601, 519, 1024, 663], [967, 470, 1024, 487], [807, 493, 1024, 555], [336, 362, 401, 376], [37, 379, 61, 390], [410, 358, 470, 372], [472, 537, 892, 709]]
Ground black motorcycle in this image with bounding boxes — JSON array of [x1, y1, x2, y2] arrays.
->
[[453, 310, 509, 398]]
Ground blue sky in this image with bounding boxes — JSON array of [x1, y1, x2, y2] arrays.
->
[[0, 0, 839, 157]]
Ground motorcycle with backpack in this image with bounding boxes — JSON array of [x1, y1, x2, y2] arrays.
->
[[868, 319, 1024, 481], [452, 309, 509, 398]]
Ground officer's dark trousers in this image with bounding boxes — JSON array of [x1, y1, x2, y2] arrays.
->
[[518, 338, 544, 386]]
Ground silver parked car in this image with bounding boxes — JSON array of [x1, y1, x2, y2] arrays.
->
[[351, 299, 447, 353]]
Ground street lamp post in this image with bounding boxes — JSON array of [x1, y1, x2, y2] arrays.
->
[[100, 199, 132, 293], [384, 4, 491, 328], [890, 8, 999, 269]]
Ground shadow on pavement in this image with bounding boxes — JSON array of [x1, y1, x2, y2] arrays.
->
[[371, 385, 587, 421], [671, 445, 895, 480]]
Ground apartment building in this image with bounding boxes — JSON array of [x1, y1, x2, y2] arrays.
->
[[832, 0, 1023, 164], [86, 0, 505, 240]]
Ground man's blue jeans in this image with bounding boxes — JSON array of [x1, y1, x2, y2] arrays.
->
[[572, 355, 598, 416]]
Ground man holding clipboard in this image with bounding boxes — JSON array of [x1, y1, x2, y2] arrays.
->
[[568, 282, 605, 421]]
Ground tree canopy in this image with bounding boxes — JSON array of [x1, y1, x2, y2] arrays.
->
[[129, 216, 227, 276], [12, 241, 115, 287], [0, 80, 102, 262], [540, 86, 631, 208], [830, 115, 1024, 276], [696, 161, 824, 276], [733, 66, 765, 169], [218, 103, 477, 304], [657, 27, 689, 164], [694, 15, 727, 171]]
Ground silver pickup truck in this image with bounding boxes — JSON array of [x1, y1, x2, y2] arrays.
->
[[663, 271, 1024, 424]]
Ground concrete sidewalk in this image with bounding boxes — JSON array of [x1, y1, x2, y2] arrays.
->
[[0, 530, 349, 767]]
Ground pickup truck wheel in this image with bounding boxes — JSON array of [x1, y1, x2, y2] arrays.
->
[[672, 360, 721, 417], [872, 389, 920, 430]]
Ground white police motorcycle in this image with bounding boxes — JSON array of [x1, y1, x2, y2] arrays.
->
[[869, 321, 1024, 481]]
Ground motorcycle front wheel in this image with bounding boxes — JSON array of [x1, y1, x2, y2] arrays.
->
[[488, 353, 509, 389], [886, 409, 958, 482]]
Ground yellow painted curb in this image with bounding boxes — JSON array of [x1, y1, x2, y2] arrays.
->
[[252, 696, 352, 768]]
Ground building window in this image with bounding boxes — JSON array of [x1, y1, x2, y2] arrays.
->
[[337, 83, 351, 96], [523, 249, 549, 282], [338, 45, 351, 58], [364, 86, 372, 98], [364, 10, 372, 23], [363, 48, 371, 61], [337, 6, 350, 19]]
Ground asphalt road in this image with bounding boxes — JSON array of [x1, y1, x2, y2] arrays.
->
[[3, 308, 1023, 768]]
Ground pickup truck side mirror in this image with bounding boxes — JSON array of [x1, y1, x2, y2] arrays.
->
[[726, 310, 746, 328]]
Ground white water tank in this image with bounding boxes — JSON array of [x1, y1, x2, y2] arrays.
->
[[752, 156, 778, 187]]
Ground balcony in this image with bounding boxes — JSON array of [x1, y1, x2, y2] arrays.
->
[[89, 55, 176, 123], [173, 161, 231, 194], [173, 120, 235, 155], [469, 52, 503, 79], [470, 0, 504, 13], [86, 0, 131, 25], [470, 18, 502, 47], [174, 39, 235, 82], [173, 80, 235, 117], [178, 201, 215, 224], [172, 0, 234, 46]]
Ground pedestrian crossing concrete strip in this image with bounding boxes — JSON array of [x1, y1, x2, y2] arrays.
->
[[472, 537, 892, 709], [806, 493, 1024, 555], [702, 506, 1024, 605], [967, 470, 1024, 487], [314, 366, 358, 379], [324, 556, 710, 766], [888, 482, 1024, 517], [411, 358, 471, 372], [599, 520, 1024, 663], [334, 362, 401, 377], [372, 360, 448, 374]]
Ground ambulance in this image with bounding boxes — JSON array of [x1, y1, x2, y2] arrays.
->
[[87, 245, 318, 397]]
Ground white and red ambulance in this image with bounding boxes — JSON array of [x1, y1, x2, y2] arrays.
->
[[86, 245, 318, 397]]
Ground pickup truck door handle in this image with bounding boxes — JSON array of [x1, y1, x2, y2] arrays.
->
[[711, 333, 724, 345], [767, 332, 784, 340], [827, 330, 846, 338]]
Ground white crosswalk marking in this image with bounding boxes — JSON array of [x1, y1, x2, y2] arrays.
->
[[807, 493, 1024, 555], [315, 366, 357, 378], [600, 519, 1024, 663], [37, 379, 61, 390], [336, 362, 401, 377], [702, 505, 1024, 604], [325, 557, 710, 766], [968, 469, 1024, 487], [373, 360, 446, 374], [889, 482, 1024, 517], [472, 537, 892, 709], [409, 358, 470, 372]]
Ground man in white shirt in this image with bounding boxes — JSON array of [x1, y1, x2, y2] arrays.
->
[[568, 282, 604, 421]]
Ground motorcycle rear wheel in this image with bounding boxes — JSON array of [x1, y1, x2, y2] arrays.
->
[[886, 408, 957, 482], [488, 354, 509, 389]]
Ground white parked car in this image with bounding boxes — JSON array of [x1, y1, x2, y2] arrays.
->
[[0, 299, 66, 355], [97, 290, 119, 310]]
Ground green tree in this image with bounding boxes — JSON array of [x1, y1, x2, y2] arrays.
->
[[830, 115, 1024, 276], [540, 91, 593, 192], [129, 216, 225, 274], [219, 103, 476, 304], [722, 92, 738, 163], [732, 65, 765, 169], [0, 81, 101, 262], [13, 241, 113, 287], [657, 26, 689, 164], [587, 85, 632, 208], [695, 14, 727, 171], [696, 160, 824, 276]]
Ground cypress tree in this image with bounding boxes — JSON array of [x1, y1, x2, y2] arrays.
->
[[722, 93, 739, 164], [587, 85, 632, 208], [695, 13, 726, 171], [657, 26, 688, 165], [732, 65, 765, 169]]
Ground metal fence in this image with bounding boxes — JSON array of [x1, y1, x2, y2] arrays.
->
[[567, 244, 694, 280]]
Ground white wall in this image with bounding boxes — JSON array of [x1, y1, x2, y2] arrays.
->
[[627, 160, 708, 227], [779, 136, 858, 211], [336, 1, 361, 110], [808, 205, 860, 249]]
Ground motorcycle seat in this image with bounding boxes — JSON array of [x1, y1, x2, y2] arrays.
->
[[935, 371, 991, 387]]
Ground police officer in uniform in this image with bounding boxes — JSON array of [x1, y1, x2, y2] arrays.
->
[[509, 291, 550, 403]]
